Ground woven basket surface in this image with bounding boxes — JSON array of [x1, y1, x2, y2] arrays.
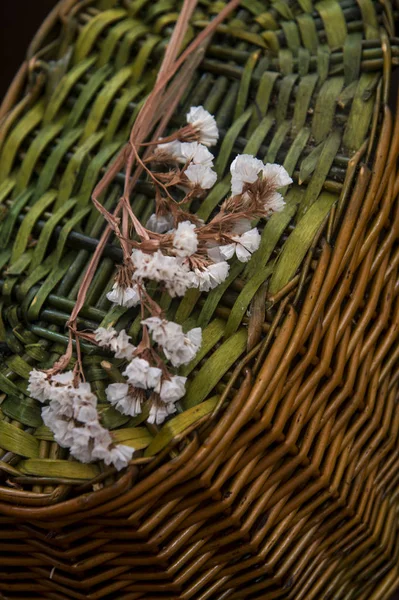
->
[[0, 0, 399, 598]]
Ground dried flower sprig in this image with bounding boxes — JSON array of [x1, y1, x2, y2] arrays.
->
[[28, 108, 292, 469], [27, 0, 293, 472]]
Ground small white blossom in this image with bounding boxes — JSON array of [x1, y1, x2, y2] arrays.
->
[[28, 369, 52, 403], [105, 383, 144, 417], [132, 250, 196, 298], [186, 106, 219, 147], [123, 357, 162, 390], [155, 139, 181, 158], [185, 163, 217, 190], [192, 261, 230, 292], [173, 221, 198, 257], [94, 326, 117, 347], [106, 283, 141, 308], [109, 330, 136, 360], [219, 227, 261, 263], [51, 371, 75, 386], [143, 318, 202, 367], [179, 142, 214, 167], [102, 445, 134, 471], [261, 163, 292, 188], [265, 191, 286, 215], [146, 212, 174, 233], [230, 154, 264, 195], [160, 376, 187, 403], [147, 395, 178, 425]]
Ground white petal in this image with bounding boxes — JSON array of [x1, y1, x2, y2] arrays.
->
[[261, 163, 292, 188]]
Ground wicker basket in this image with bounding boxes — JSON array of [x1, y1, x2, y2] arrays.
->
[[0, 0, 398, 598]]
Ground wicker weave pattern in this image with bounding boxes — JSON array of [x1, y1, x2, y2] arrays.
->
[[0, 0, 398, 598]]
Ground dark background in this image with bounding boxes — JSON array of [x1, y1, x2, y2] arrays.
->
[[0, 2, 398, 599]]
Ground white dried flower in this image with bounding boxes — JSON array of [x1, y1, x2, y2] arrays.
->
[[142, 317, 202, 367], [123, 357, 162, 390], [105, 383, 144, 417], [102, 445, 134, 471], [219, 227, 261, 263], [261, 163, 292, 188], [155, 139, 181, 158], [132, 250, 196, 298], [173, 221, 198, 257], [160, 375, 187, 403], [146, 212, 174, 233], [230, 154, 264, 195], [106, 283, 141, 308], [109, 330, 136, 360], [148, 401, 171, 425], [186, 106, 219, 147], [179, 142, 214, 167], [192, 261, 230, 292], [265, 191, 286, 215], [185, 163, 217, 190], [94, 326, 117, 347], [28, 369, 52, 403]]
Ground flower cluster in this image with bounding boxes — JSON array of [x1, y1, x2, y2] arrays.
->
[[28, 370, 134, 470], [28, 105, 293, 470], [97, 321, 201, 425]]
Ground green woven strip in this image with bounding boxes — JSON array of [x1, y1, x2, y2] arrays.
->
[[102, 84, 144, 146], [234, 51, 259, 120], [27, 253, 75, 320], [184, 329, 247, 409], [269, 191, 337, 294], [0, 178, 15, 204], [312, 76, 344, 143], [18, 458, 100, 479], [115, 23, 150, 69], [315, 0, 347, 48], [343, 73, 380, 151], [245, 189, 302, 280], [343, 34, 363, 85], [282, 21, 301, 55], [245, 116, 274, 155], [301, 130, 341, 214], [82, 67, 133, 141], [130, 35, 160, 83], [73, 9, 127, 63], [0, 421, 40, 458], [296, 14, 318, 53], [276, 74, 297, 125], [44, 56, 96, 124], [299, 142, 324, 183], [29, 200, 77, 273], [0, 189, 33, 249], [225, 266, 273, 337], [11, 191, 56, 263], [247, 71, 279, 136], [55, 132, 104, 210], [97, 18, 140, 66], [356, 0, 379, 39], [145, 396, 219, 456], [264, 121, 291, 163], [75, 143, 121, 208], [317, 45, 331, 86], [65, 66, 112, 131], [215, 108, 252, 177], [0, 102, 44, 182], [293, 74, 318, 133], [2, 396, 42, 428], [33, 129, 82, 202], [14, 120, 66, 197]]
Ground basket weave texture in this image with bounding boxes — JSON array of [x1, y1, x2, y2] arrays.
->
[[0, 0, 399, 598]]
